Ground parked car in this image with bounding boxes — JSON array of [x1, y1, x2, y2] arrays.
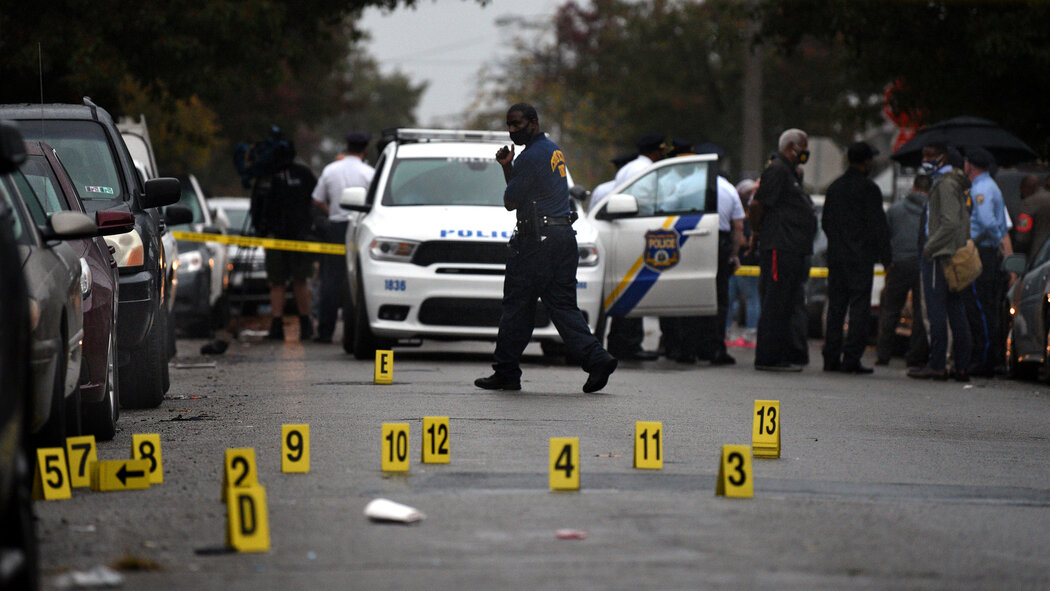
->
[[0, 121, 39, 591], [2, 137, 98, 447], [209, 196, 273, 316], [1, 99, 183, 408], [171, 175, 228, 336], [1004, 244, 1050, 380], [19, 141, 134, 440], [340, 128, 722, 360]]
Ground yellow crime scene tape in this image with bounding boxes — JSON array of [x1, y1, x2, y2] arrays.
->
[[170, 231, 346, 255], [172, 232, 884, 278]]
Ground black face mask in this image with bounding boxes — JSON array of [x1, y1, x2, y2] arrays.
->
[[509, 128, 532, 146]]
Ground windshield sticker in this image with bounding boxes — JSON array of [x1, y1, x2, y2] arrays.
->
[[86, 186, 115, 195]]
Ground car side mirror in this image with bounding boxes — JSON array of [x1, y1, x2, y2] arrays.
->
[[141, 177, 181, 209], [596, 193, 639, 220], [40, 210, 98, 242], [164, 205, 194, 226], [569, 185, 589, 202], [201, 225, 222, 235], [95, 210, 135, 236], [340, 186, 369, 212], [0, 121, 27, 174], [1003, 253, 1027, 275]]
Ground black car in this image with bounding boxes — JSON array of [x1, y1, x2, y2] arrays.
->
[[0, 99, 182, 408], [0, 121, 39, 590]]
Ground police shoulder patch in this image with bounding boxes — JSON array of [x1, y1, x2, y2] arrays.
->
[[975, 193, 985, 205], [1018, 213, 1033, 233]]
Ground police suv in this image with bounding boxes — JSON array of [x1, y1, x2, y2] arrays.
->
[[340, 128, 720, 359]]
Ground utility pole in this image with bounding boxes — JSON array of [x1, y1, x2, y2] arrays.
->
[[741, 6, 763, 180]]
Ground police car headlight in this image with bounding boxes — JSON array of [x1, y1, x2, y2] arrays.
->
[[578, 244, 600, 267], [369, 238, 419, 262], [178, 250, 206, 273], [79, 258, 92, 297], [104, 228, 144, 269]]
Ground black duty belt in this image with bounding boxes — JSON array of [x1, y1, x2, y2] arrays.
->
[[516, 212, 577, 231]]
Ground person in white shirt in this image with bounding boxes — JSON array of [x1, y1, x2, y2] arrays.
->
[[310, 131, 375, 343], [589, 152, 636, 209]]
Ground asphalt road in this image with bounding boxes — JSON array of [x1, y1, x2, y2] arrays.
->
[[36, 320, 1050, 590]]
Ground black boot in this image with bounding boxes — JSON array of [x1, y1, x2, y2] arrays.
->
[[267, 317, 284, 340]]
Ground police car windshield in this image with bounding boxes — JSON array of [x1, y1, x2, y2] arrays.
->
[[384, 158, 506, 207], [18, 120, 124, 203]]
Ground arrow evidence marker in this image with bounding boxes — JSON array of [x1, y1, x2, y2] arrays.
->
[[374, 350, 393, 384], [382, 423, 410, 472], [421, 416, 450, 464], [281, 424, 310, 473], [752, 400, 781, 459], [34, 447, 72, 500], [633, 421, 663, 469], [132, 433, 164, 483], [226, 485, 271, 553], [222, 448, 259, 502], [716, 444, 754, 499], [90, 459, 151, 492], [65, 435, 97, 488], [549, 437, 580, 491]]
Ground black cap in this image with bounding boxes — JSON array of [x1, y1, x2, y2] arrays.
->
[[847, 141, 878, 164], [668, 138, 694, 157], [611, 152, 637, 168], [635, 133, 665, 153], [947, 145, 964, 169], [964, 146, 995, 170], [345, 131, 372, 146]]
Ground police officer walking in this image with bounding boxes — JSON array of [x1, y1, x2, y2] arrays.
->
[[475, 103, 618, 393]]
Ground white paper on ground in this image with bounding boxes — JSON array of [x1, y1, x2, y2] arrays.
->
[[364, 498, 426, 523]]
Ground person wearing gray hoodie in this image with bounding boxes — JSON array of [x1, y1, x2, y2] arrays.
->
[[877, 176, 931, 367]]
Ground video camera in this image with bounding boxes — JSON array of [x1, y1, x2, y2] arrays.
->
[[233, 125, 296, 189]]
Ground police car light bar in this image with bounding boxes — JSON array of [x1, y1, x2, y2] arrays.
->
[[383, 128, 511, 144]]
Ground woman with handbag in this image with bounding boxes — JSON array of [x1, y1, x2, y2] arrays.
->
[[908, 142, 975, 382]]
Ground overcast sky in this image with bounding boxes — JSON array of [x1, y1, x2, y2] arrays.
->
[[360, 0, 567, 125]]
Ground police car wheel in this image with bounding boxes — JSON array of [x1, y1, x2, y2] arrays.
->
[[351, 280, 377, 361]]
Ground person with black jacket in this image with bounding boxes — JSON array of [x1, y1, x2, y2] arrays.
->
[[821, 141, 892, 374]]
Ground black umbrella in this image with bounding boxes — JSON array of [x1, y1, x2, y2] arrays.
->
[[890, 116, 1038, 168]]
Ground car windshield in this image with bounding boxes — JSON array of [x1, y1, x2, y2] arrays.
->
[[220, 205, 252, 235], [19, 120, 124, 203], [20, 154, 68, 214], [383, 157, 506, 206]]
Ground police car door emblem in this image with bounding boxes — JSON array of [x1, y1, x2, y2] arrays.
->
[[643, 228, 681, 271]]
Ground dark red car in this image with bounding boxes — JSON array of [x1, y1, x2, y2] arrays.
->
[[19, 142, 133, 440]]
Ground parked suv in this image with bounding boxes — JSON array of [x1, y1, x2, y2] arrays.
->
[[0, 99, 182, 408]]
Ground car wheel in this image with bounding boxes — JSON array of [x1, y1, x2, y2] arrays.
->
[[120, 309, 167, 409], [65, 384, 82, 438], [84, 329, 119, 440], [341, 286, 355, 355], [34, 342, 67, 448], [352, 279, 378, 361], [162, 310, 172, 394]]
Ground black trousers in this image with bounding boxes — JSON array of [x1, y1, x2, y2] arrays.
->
[[756, 249, 809, 367], [696, 232, 733, 359], [965, 246, 1004, 373], [607, 317, 645, 357], [822, 260, 874, 367], [876, 258, 928, 366], [493, 227, 611, 380], [317, 220, 349, 339]]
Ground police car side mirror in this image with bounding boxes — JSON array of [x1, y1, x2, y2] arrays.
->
[[340, 186, 369, 212], [1003, 253, 1027, 275], [597, 193, 639, 220]]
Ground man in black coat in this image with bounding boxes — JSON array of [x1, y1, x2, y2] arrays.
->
[[821, 141, 891, 374]]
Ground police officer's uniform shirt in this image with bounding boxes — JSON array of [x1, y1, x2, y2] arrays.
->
[[614, 155, 653, 187], [312, 155, 375, 222], [968, 171, 1009, 247], [504, 133, 571, 218], [717, 175, 746, 232], [590, 179, 616, 207]]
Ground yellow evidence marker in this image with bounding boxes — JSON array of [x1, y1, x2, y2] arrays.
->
[[752, 400, 781, 459], [374, 350, 394, 384], [65, 435, 98, 488], [132, 433, 164, 483], [549, 437, 580, 491], [33, 447, 72, 500], [226, 485, 271, 553], [381, 423, 410, 472], [222, 448, 259, 502], [716, 444, 754, 499], [633, 421, 663, 469], [421, 416, 450, 464], [90, 459, 152, 492], [281, 424, 310, 473]]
